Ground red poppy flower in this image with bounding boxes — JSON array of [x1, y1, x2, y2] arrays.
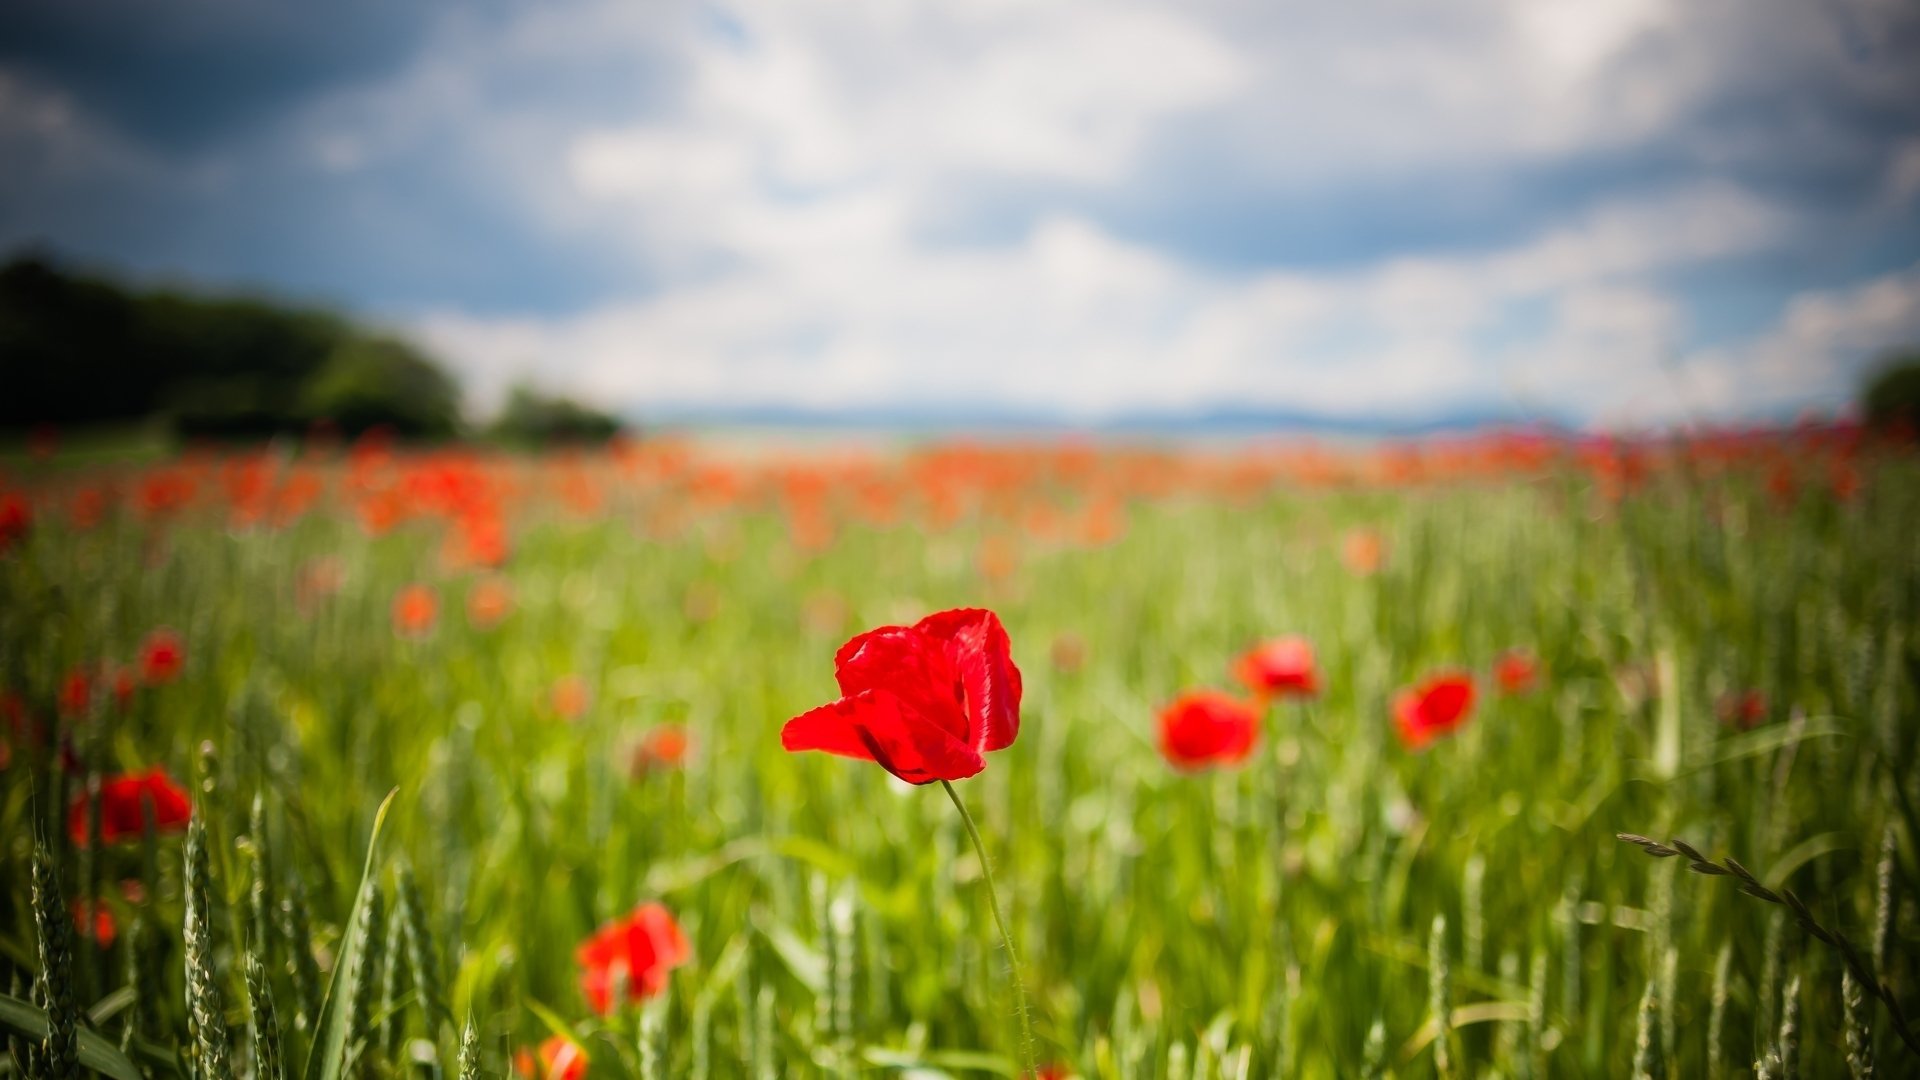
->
[[1492, 649, 1539, 695], [514, 1037, 587, 1080], [72, 898, 116, 948], [68, 768, 192, 846], [1341, 528, 1384, 575], [392, 584, 439, 638], [141, 628, 185, 685], [1393, 672, 1476, 750], [109, 666, 137, 710], [1233, 636, 1320, 699], [0, 492, 30, 553], [1715, 690, 1768, 731], [631, 725, 690, 776], [576, 902, 690, 1014], [781, 608, 1022, 785], [550, 675, 591, 720], [58, 668, 93, 717], [1158, 690, 1260, 770]]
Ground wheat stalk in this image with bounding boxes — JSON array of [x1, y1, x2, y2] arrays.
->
[[1526, 951, 1548, 1080], [31, 844, 78, 1080], [1845, 966, 1877, 1080], [1631, 975, 1663, 1080], [394, 863, 447, 1037], [378, 893, 406, 1059], [1360, 1017, 1387, 1079], [1616, 833, 1920, 1056], [247, 953, 285, 1080], [121, 918, 148, 1053], [186, 813, 236, 1080], [280, 872, 323, 1031], [457, 1018, 479, 1080], [248, 794, 276, 968], [1706, 942, 1730, 1080], [830, 886, 856, 1052], [342, 889, 386, 1080], [639, 999, 665, 1080], [1778, 973, 1801, 1080], [1429, 914, 1453, 1080]]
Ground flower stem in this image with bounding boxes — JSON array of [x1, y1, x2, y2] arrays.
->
[[941, 779, 1036, 1077]]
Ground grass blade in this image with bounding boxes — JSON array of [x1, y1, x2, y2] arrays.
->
[[300, 789, 399, 1080]]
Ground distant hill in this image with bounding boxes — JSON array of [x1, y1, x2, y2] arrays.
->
[[633, 402, 1577, 439], [0, 252, 460, 438]]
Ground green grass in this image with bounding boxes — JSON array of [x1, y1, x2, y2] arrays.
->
[[1, 445, 1915, 1079]]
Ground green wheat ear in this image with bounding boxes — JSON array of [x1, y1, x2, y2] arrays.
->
[[1360, 1016, 1386, 1079], [457, 1018, 480, 1080], [121, 910, 149, 1045], [1706, 942, 1731, 1080], [378, 891, 407, 1059], [1844, 966, 1877, 1080], [249, 793, 277, 967], [394, 863, 447, 1038], [248, 952, 286, 1080], [1429, 913, 1453, 1080], [343, 889, 388, 1080], [1630, 975, 1663, 1080], [281, 871, 324, 1031], [185, 812, 236, 1080], [31, 843, 79, 1080], [1778, 974, 1801, 1080], [639, 997, 666, 1080], [1526, 951, 1548, 1080]]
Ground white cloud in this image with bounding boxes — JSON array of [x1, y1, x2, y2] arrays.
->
[[417, 181, 1826, 424], [1667, 263, 1920, 422]]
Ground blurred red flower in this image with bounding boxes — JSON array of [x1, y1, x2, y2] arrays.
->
[[1234, 636, 1320, 699], [514, 1037, 586, 1080], [1715, 689, 1768, 731], [68, 768, 192, 846], [1393, 672, 1476, 750], [109, 666, 137, 710], [0, 492, 31, 553], [392, 584, 439, 638], [141, 628, 185, 685], [72, 898, 116, 947], [782, 608, 1022, 784], [550, 675, 591, 720], [297, 557, 346, 612], [576, 902, 690, 1014], [631, 725, 690, 776], [466, 576, 514, 629], [1492, 649, 1539, 695], [1158, 690, 1260, 770], [58, 668, 93, 717], [1341, 528, 1384, 575]]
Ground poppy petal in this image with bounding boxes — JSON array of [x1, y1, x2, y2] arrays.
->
[[831, 626, 969, 744], [914, 607, 1022, 752], [782, 688, 985, 784]]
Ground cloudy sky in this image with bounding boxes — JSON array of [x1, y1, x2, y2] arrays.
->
[[3, 0, 1918, 428]]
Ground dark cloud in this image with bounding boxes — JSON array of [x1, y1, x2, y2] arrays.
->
[[0, 1, 459, 150]]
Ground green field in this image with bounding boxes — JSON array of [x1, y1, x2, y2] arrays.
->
[[1, 435, 1914, 1079]]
